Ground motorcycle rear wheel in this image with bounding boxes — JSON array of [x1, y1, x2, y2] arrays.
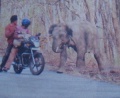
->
[[13, 64, 23, 74], [30, 53, 45, 75]]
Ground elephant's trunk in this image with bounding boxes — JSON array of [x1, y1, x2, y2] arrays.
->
[[52, 40, 63, 53]]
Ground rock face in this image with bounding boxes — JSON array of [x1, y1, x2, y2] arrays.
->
[[1, 0, 120, 70]]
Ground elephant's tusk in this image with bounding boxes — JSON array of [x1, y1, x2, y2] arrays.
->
[[56, 47, 59, 52]]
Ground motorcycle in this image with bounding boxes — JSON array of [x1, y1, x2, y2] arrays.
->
[[12, 33, 45, 75]]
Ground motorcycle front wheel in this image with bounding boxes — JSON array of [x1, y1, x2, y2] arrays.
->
[[30, 53, 45, 75]]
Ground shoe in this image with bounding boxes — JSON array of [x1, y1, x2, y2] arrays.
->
[[56, 71, 63, 74], [2, 67, 9, 72], [56, 68, 64, 74]]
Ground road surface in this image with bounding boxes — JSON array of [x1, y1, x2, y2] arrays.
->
[[0, 67, 120, 98]]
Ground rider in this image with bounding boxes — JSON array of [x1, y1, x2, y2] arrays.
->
[[2, 19, 31, 71], [0, 15, 18, 72]]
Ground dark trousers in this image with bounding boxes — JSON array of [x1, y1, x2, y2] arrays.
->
[[0, 44, 13, 68]]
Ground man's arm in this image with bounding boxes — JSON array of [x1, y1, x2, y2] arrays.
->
[[5, 25, 16, 38]]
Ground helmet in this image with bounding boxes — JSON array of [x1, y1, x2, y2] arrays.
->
[[22, 19, 31, 28]]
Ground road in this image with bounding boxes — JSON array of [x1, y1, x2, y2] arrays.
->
[[0, 67, 120, 98]]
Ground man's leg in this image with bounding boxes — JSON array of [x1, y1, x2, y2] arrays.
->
[[0, 44, 13, 70], [3, 48, 18, 71]]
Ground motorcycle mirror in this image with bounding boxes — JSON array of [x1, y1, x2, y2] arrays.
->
[[37, 33, 41, 36], [36, 33, 41, 37]]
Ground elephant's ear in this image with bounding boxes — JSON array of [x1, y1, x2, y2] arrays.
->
[[49, 24, 57, 34], [65, 26, 73, 37]]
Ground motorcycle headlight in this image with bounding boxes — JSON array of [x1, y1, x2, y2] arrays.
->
[[34, 41, 40, 47], [30, 37, 40, 47]]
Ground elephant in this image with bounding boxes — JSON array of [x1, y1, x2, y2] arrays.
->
[[49, 20, 102, 71]]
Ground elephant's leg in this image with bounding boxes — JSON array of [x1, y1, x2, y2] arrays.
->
[[76, 40, 86, 68], [94, 53, 103, 71], [76, 46, 85, 68], [59, 45, 67, 68], [76, 54, 85, 68]]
